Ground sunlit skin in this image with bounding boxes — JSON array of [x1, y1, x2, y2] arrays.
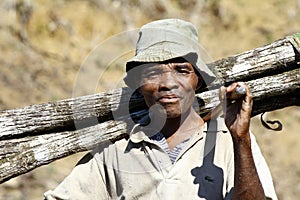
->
[[139, 62, 198, 118], [137, 61, 266, 199], [138, 62, 204, 149]]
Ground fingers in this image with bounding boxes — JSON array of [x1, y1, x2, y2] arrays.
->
[[243, 83, 253, 105], [219, 82, 244, 101], [220, 82, 253, 137], [225, 82, 251, 100], [231, 82, 253, 115], [219, 82, 253, 110]]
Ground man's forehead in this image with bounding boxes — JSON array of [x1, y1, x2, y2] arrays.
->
[[138, 57, 191, 69], [138, 62, 193, 72]]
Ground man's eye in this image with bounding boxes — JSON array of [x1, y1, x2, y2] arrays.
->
[[177, 69, 190, 74], [176, 66, 192, 74], [144, 71, 160, 78]]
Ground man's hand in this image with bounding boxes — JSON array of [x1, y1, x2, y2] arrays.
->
[[220, 82, 253, 141]]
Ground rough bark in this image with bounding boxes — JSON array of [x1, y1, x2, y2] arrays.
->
[[0, 33, 299, 183]]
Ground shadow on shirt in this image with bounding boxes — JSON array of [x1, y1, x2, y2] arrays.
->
[[191, 120, 232, 199]]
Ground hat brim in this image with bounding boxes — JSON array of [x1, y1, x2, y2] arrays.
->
[[125, 45, 216, 91]]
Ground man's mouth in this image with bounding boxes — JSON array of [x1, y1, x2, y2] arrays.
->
[[157, 94, 180, 104]]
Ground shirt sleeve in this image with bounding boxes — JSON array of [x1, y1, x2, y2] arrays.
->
[[250, 132, 278, 200], [44, 152, 109, 200]]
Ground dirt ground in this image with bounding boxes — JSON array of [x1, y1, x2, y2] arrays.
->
[[0, 0, 299, 199]]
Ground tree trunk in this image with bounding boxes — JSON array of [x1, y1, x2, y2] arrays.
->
[[0, 33, 299, 183]]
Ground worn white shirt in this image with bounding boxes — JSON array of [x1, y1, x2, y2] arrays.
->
[[44, 118, 277, 200]]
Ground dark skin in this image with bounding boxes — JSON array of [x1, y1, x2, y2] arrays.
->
[[138, 62, 203, 149], [137, 61, 266, 199], [221, 83, 266, 199]]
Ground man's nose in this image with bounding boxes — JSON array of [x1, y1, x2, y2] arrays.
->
[[158, 71, 178, 90]]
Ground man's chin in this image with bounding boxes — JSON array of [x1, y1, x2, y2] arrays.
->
[[162, 109, 184, 120], [165, 111, 182, 119], [151, 108, 180, 118], [148, 103, 184, 119]]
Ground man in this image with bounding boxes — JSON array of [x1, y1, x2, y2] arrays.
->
[[44, 19, 277, 199]]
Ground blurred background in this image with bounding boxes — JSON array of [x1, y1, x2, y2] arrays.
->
[[0, 0, 299, 199]]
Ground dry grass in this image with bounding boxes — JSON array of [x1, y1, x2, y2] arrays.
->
[[0, 0, 299, 199]]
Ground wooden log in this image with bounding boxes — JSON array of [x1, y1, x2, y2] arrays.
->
[[0, 68, 299, 184], [0, 120, 128, 184], [0, 33, 300, 183], [1, 33, 299, 140], [208, 33, 300, 87], [198, 68, 300, 116]]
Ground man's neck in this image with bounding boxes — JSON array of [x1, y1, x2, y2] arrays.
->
[[161, 109, 204, 150]]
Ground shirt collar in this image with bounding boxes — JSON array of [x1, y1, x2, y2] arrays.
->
[[129, 123, 155, 144], [129, 115, 227, 144]]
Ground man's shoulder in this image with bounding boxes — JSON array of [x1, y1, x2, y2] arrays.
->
[[76, 137, 130, 164], [93, 136, 130, 153]]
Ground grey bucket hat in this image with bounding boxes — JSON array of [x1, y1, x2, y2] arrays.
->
[[125, 18, 216, 90]]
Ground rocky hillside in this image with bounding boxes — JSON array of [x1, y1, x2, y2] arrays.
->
[[0, 0, 300, 199]]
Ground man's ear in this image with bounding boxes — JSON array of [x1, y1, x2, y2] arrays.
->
[[196, 76, 203, 90]]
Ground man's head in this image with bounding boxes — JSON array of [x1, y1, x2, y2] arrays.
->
[[124, 18, 216, 91], [137, 60, 199, 119], [124, 19, 216, 119]]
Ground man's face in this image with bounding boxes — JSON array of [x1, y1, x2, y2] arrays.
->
[[138, 61, 200, 119]]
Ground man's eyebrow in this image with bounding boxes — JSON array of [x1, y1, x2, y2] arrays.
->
[[175, 63, 190, 67], [142, 66, 161, 72], [141, 67, 162, 76]]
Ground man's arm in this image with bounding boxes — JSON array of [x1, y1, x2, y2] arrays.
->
[[231, 131, 265, 199], [222, 82, 266, 200]]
